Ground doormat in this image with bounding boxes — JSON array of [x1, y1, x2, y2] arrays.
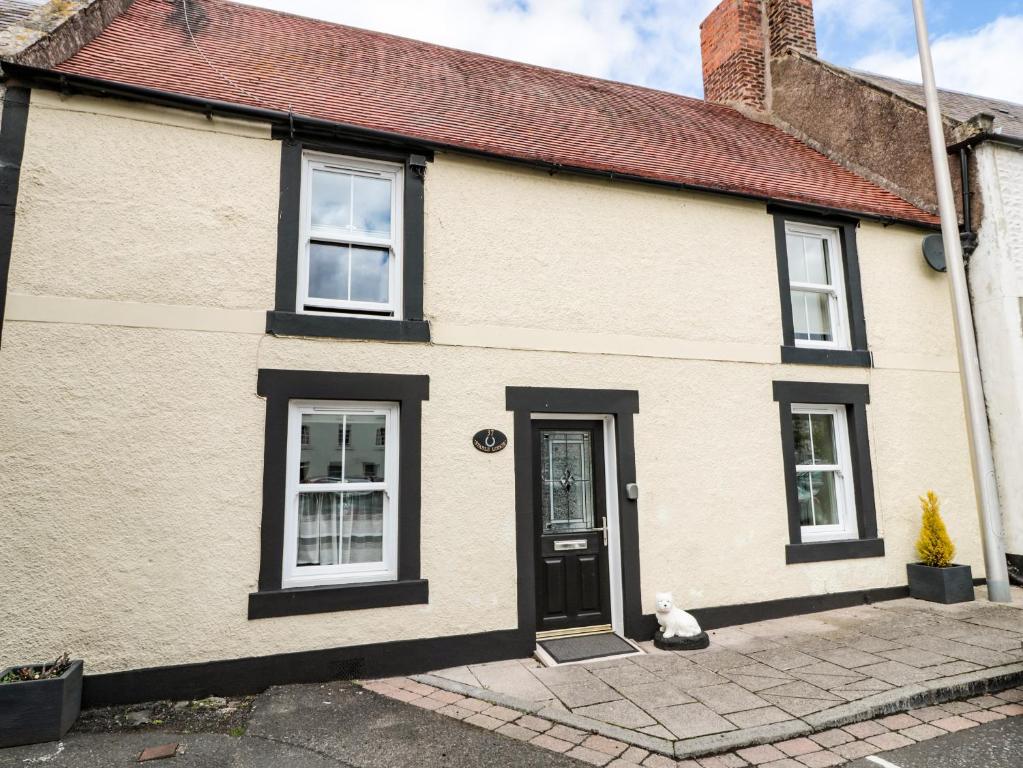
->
[[537, 632, 639, 664]]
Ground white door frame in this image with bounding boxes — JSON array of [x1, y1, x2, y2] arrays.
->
[[531, 412, 625, 636]]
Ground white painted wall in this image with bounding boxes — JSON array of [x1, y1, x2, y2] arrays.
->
[[0, 91, 982, 673], [969, 142, 1023, 557]]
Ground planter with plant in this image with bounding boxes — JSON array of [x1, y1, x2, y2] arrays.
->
[[906, 491, 975, 604], [0, 653, 83, 748]]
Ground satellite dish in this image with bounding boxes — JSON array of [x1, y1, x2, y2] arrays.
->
[[922, 234, 947, 272]]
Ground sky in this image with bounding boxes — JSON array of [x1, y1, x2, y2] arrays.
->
[[240, 0, 1023, 104]]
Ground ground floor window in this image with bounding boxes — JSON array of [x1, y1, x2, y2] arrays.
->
[[791, 404, 858, 543], [284, 401, 398, 588], [773, 381, 884, 564], [249, 369, 428, 619]]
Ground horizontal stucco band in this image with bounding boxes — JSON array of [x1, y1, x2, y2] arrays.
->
[[80, 582, 952, 707], [2, 296, 962, 372]]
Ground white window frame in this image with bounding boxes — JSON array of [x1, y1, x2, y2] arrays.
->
[[282, 399, 400, 588], [792, 403, 859, 543], [297, 152, 404, 319], [786, 222, 850, 350]]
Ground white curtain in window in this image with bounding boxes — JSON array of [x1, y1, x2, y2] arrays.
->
[[297, 491, 384, 566]]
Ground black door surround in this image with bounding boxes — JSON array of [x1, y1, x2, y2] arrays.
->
[[506, 387, 643, 640]]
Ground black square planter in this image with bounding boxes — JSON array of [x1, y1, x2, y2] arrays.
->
[[0, 659, 83, 748], [907, 562, 975, 604]]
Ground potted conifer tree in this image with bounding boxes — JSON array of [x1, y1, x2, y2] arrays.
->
[[906, 491, 975, 604], [0, 653, 83, 748]]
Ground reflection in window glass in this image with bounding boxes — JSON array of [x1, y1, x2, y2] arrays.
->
[[793, 412, 837, 466], [308, 243, 349, 301], [302, 156, 400, 315], [349, 246, 390, 304], [792, 406, 852, 539], [791, 290, 833, 342], [307, 243, 389, 306], [311, 169, 352, 229], [352, 174, 392, 235], [797, 471, 839, 526]]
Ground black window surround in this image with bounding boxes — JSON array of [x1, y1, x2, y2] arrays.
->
[[250, 369, 429, 619], [773, 381, 884, 564], [770, 205, 871, 368], [267, 134, 431, 343], [0, 87, 29, 350]]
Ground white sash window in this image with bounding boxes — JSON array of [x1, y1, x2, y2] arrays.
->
[[298, 153, 403, 318], [791, 403, 858, 542], [785, 222, 850, 350], [283, 400, 399, 587]]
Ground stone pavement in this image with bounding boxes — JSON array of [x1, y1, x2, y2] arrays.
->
[[366, 589, 1023, 764]]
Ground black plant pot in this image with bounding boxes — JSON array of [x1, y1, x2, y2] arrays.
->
[[907, 563, 975, 604], [0, 660, 83, 748]]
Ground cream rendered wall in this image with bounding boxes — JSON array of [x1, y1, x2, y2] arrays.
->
[[0, 91, 980, 673]]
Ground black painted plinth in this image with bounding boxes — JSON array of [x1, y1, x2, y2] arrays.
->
[[907, 563, 975, 604], [0, 659, 82, 747], [654, 630, 709, 651]]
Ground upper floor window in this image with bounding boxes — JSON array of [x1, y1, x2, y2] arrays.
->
[[786, 223, 849, 350], [771, 208, 870, 368], [268, 140, 430, 343], [300, 154, 403, 318]]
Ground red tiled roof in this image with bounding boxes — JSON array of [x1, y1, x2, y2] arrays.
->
[[55, 0, 937, 226]]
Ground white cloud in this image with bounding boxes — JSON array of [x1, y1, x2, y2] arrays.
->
[[853, 16, 1023, 104], [239, 0, 719, 97]]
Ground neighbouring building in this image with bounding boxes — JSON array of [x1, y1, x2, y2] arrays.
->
[[698, 0, 1023, 584], [0, 0, 988, 705]]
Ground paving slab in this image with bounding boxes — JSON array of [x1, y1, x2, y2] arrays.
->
[[408, 593, 1023, 760], [574, 699, 658, 729], [620, 681, 696, 710], [689, 683, 772, 714], [657, 702, 737, 739]]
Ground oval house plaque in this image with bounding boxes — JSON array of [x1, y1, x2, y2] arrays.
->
[[473, 429, 508, 454]]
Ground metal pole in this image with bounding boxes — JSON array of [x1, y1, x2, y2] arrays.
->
[[911, 0, 1010, 602]]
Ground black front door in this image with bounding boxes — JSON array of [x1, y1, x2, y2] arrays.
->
[[533, 421, 612, 633]]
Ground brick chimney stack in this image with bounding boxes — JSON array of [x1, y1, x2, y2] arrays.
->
[[700, 0, 818, 111]]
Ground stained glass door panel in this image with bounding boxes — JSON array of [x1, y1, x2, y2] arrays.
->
[[540, 430, 596, 532]]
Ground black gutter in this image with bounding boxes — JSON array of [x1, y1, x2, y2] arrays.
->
[[947, 131, 1023, 153], [1, 61, 940, 231]]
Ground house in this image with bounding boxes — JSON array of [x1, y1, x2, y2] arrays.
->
[[699, 0, 1023, 585], [0, 0, 983, 706]]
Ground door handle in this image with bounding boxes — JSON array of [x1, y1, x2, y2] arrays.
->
[[600, 516, 608, 547]]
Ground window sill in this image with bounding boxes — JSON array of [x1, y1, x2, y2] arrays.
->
[[786, 538, 885, 564], [781, 346, 871, 367], [266, 311, 431, 342], [248, 578, 428, 619]]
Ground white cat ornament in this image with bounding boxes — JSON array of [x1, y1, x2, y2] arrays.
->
[[654, 591, 709, 650]]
